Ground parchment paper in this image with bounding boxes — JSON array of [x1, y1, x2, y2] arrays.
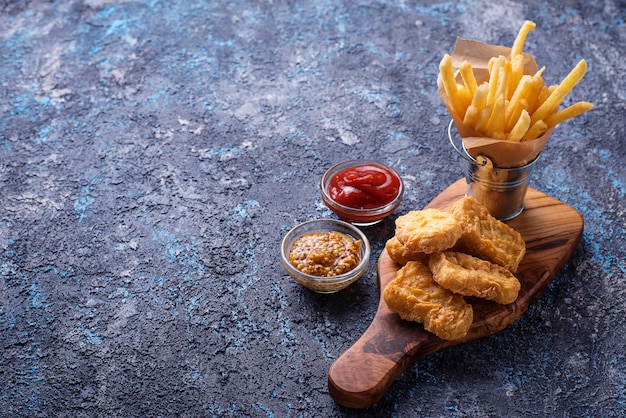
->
[[439, 37, 552, 168]]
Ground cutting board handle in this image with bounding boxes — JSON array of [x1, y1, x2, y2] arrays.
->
[[327, 304, 425, 408], [327, 250, 455, 409]]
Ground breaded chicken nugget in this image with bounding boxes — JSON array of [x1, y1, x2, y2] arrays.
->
[[395, 209, 463, 254], [429, 251, 521, 304], [452, 197, 526, 272], [385, 236, 430, 266], [383, 261, 473, 340]]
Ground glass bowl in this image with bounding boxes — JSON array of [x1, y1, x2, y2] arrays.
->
[[321, 159, 404, 226], [280, 219, 371, 293]]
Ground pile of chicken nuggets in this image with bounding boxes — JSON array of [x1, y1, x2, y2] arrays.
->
[[383, 197, 526, 341]]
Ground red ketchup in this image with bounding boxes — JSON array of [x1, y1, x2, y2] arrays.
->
[[328, 164, 401, 209]]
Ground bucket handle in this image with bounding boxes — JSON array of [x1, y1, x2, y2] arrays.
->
[[447, 120, 492, 167]]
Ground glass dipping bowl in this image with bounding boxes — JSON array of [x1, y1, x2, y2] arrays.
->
[[321, 159, 404, 226], [280, 219, 371, 293]]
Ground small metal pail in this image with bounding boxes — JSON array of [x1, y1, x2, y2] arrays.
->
[[448, 120, 540, 220]]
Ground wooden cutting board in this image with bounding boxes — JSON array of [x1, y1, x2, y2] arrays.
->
[[327, 178, 584, 408]]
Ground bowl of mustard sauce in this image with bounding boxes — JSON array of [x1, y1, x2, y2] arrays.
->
[[280, 219, 371, 293]]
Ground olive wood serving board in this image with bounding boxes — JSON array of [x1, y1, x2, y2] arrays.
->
[[328, 178, 584, 409]]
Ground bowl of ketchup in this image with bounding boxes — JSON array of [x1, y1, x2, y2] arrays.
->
[[321, 159, 404, 226]]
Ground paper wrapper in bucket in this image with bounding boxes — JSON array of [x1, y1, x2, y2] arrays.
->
[[439, 37, 553, 168]]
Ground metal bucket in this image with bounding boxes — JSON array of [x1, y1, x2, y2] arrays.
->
[[448, 120, 540, 220]]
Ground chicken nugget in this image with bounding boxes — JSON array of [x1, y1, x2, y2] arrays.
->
[[383, 261, 473, 340], [452, 197, 526, 272], [385, 236, 430, 266], [429, 251, 521, 304], [395, 209, 463, 254]]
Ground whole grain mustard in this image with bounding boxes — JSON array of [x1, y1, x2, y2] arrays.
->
[[288, 231, 361, 277]]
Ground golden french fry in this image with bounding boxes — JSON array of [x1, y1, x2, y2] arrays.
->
[[506, 98, 529, 133], [459, 61, 478, 96], [530, 59, 588, 125], [439, 54, 457, 96], [503, 58, 513, 100], [511, 20, 536, 57], [496, 66, 508, 102], [463, 105, 480, 128], [456, 84, 472, 117], [475, 107, 492, 133], [488, 56, 497, 75], [487, 56, 506, 106], [506, 109, 531, 142], [544, 101, 594, 128], [537, 84, 550, 104], [509, 54, 525, 98], [505, 75, 532, 122], [521, 120, 548, 141], [486, 94, 506, 139], [523, 67, 546, 114], [471, 83, 489, 110], [439, 54, 463, 117]]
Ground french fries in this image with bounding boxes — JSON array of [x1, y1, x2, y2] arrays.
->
[[439, 20, 593, 141], [544, 101, 594, 128]]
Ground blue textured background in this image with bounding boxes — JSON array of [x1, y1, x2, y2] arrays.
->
[[1, 1, 624, 417]]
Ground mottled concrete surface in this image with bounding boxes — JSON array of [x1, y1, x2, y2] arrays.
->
[[1, 0, 624, 417]]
